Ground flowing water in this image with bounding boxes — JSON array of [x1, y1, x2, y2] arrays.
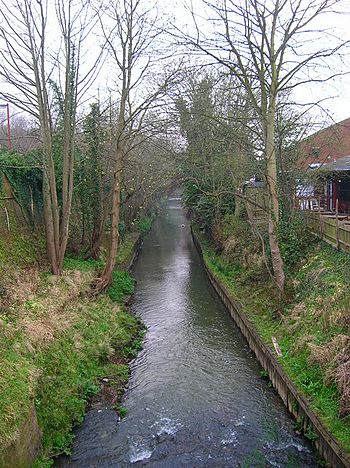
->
[[60, 197, 319, 467]]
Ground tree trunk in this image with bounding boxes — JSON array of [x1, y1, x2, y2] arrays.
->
[[268, 216, 285, 294], [94, 151, 123, 291], [265, 94, 285, 294], [42, 158, 59, 275], [41, 123, 60, 275], [85, 209, 108, 260]]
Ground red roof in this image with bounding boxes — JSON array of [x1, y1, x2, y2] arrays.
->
[[300, 117, 350, 168]]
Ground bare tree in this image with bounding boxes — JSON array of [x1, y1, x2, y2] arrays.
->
[[93, 0, 178, 291], [180, 0, 349, 294], [0, 0, 101, 273]]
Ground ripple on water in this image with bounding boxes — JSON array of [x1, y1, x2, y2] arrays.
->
[[129, 439, 154, 463], [58, 198, 319, 468]]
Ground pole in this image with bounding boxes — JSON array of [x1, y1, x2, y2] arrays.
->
[[6, 104, 11, 149], [336, 198, 339, 249]]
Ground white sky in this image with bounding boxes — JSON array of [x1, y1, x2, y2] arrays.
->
[[166, 0, 350, 128], [2, 0, 350, 130]]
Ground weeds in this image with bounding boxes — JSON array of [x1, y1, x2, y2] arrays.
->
[[136, 215, 154, 234], [108, 271, 135, 303], [196, 228, 350, 455], [115, 405, 128, 418], [0, 246, 144, 465]]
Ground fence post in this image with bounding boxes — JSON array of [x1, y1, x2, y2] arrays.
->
[[336, 198, 339, 249], [318, 198, 323, 239]]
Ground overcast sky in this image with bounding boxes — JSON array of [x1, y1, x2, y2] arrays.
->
[[2, 0, 350, 130], [167, 0, 350, 127]]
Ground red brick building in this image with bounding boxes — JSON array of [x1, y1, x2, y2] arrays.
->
[[300, 117, 350, 168], [299, 118, 350, 213]]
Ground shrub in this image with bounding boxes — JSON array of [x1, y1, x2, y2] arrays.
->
[[136, 215, 154, 234], [278, 211, 315, 271], [108, 271, 135, 303]]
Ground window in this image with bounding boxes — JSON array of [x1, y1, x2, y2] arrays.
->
[[311, 147, 320, 158]]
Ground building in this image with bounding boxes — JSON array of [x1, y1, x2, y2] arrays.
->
[[317, 155, 350, 213], [300, 117, 350, 168], [298, 118, 350, 213]]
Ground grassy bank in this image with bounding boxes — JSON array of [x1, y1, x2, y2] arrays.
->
[[0, 234, 144, 467], [195, 226, 350, 456]]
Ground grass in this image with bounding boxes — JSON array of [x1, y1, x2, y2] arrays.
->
[[108, 270, 135, 303], [63, 256, 103, 271], [136, 215, 155, 234], [35, 303, 141, 457], [0, 235, 144, 466], [196, 228, 350, 456], [114, 405, 128, 418]]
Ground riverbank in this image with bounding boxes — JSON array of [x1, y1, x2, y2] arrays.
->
[[192, 225, 350, 464], [0, 232, 144, 468], [58, 197, 319, 467]]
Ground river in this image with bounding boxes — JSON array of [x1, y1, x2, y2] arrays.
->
[[60, 197, 318, 467]]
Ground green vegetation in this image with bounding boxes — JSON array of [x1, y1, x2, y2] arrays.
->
[[0, 149, 43, 225], [136, 215, 155, 234], [63, 231, 138, 272], [114, 405, 128, 419], [35, 302, 140, 457], [196, 224, 350, 455], [63, 256, 103, 271], [108, 271, 135, 303], [0, 245, 144, 465], [116, 235, 138, 265], [0, 231, 40, 273]]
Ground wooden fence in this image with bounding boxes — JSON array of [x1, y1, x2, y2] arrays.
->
[[243, 190, 350, 253], [192, 228, 350, 468], [303, 210, 350, 252]]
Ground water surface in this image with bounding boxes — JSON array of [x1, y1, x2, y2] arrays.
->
[[62, 197, 318, 467]]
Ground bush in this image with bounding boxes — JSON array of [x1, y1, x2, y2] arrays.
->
[[136, 215, 154, 234], [108, 271, 135, 303], [278, 212, 315, 270]]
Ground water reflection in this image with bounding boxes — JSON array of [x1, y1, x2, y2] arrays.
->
[[61, 197, 319, 467]]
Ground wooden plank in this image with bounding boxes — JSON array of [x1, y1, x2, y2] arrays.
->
[[336, 199, 340, 249]]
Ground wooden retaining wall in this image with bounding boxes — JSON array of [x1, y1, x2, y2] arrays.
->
[[192, 229, 350, 468]]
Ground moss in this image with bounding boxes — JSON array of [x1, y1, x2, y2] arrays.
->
[[0, 327, 33, 448], [35, 302, 140, 457], [0, 245, 143, 465], [0, 230, 42, 275], [116, 234, 138, 265], [196, 228, 350, 456]]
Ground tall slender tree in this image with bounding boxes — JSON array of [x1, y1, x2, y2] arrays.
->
[[94, 0, 179, 290], [181, 0, 349, 293], [0, 0, 101, 273]]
